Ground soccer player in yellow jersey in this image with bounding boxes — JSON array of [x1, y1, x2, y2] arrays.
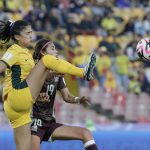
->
[[0, 20, 96, 150]]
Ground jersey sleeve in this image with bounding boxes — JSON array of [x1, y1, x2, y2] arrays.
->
[[0, 49, 17, 68], [57, 77, 66, 90]]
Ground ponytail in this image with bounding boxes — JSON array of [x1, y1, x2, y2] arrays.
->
[[0, 20, 12, 43], [0, 20, 30, 43]]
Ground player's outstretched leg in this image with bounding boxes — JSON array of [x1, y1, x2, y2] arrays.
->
[[42, 52, 96, 81], [51, 125, 99, 150]]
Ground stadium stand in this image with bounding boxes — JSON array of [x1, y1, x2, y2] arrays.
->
[[0, 0, 150, 128]]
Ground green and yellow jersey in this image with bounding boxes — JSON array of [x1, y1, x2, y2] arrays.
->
[[0, 44, 35, 98]]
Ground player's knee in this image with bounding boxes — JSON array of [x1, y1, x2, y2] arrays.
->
[[81, 128, 93, 141], [42, 54, 55, 69]]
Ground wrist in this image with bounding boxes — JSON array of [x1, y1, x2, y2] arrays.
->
[[74, 97, 80, 104]]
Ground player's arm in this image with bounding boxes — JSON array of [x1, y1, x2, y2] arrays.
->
[[59, 87, 90, 105], [0, 61, 7, 73], [0, 50, 17, 72]]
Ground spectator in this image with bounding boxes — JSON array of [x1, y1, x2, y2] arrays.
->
[[134, 16, 146, 36], [115, 0, 131, 8], [96, 46, 111, 90], [73, 49, 88, 87], [68, 34, 80, 48], [123, 17, 135, 34], [143, 12, 150, 35], [115, 49, 129, 91], [48, 8, 64, 28], [79, 12, 98, 34], [128, 72, 141, 95], [66, 13, 80, 35], [101, 11, 118, 35]]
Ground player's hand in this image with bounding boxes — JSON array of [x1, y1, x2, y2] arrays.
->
[[78, 96, 90, 105], [37, 93, 50, 102]]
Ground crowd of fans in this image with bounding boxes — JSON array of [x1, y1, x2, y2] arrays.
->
[[0, 0, 150, 125]]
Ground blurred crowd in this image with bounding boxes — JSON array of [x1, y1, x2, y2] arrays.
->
[[0, 0, 150, 125]]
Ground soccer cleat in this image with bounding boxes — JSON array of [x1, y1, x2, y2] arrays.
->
[[84, 52, 96, 81]]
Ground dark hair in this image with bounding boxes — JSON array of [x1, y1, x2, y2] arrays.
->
[[33, 39, 53, 60], [0, 20, 30, 43]]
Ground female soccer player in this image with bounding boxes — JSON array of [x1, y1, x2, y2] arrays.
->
[[31, 39, 98, 150], [0, 20, 96, 150]]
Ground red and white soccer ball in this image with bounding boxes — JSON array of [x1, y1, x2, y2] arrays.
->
[[136, 38, 150, 60]]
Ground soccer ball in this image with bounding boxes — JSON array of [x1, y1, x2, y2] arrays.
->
[[136, 38, 150, 60]]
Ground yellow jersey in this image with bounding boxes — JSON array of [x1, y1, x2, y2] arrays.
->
[[0, 44, 35, 98], [96, 56, 111, 75], [115, 55, 129, 75]]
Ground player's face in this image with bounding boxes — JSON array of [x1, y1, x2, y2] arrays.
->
[[46, 43, 58, 57], [16, 25, 33, 46]]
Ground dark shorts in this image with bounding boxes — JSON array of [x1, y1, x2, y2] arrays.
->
[[31, 118, 63, 142]]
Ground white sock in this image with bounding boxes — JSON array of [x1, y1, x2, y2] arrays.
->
[[84, 140, 95, 148]]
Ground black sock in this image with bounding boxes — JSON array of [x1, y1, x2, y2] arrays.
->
[[85, 144, 99, 150]]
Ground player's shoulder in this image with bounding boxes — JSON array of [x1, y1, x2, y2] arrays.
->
[[7, 44, 19, 54], [59, 77, 66, 85], [1, 44, 18, 61]]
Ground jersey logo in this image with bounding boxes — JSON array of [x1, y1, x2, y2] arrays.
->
[[2, 52, 13, 60]]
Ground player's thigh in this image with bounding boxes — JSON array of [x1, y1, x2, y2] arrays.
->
[[26, 60, 48, 100], [31, 135, 41, 150], [14, 123, 31, 150], [6, 88, 33, 112], [52, 125, 93, 141], [3, 100, 31, 128]]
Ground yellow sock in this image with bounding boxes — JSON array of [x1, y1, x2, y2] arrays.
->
[[42, 55, 84, 77]]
